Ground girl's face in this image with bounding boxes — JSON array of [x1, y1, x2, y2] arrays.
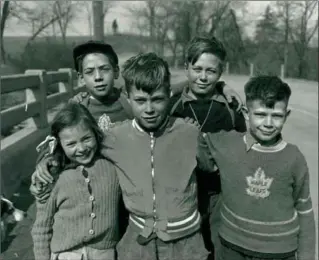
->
[[58, 121, 98, 165]]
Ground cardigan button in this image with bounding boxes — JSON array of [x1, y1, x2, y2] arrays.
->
[[85, 178, 90, 183], [89, 195, 95, 201], [90, 213, 96, 218], [89, 229, 94, 235]]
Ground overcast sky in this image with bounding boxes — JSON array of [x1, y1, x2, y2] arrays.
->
[[4, 1, 271, 37]]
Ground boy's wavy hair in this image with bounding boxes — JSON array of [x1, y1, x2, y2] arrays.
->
[[244, 76, 291, 108], [185, 35, 227, 68], [50, 103, 105, 169], [121, 52, 171, 95]]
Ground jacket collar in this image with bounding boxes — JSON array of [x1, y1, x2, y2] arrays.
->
[[181, 84, 228, 105], [132, 117, 173, 137], [243, 131, 286, 152]]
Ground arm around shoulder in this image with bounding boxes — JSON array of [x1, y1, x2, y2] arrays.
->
[[293, 150, 316, 260]]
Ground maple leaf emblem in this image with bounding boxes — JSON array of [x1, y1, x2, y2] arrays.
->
[[246, 167, 273, 199], [98, 114, 115, 132]]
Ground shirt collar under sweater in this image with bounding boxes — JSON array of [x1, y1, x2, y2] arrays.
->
[[243, 131, 287, 153]]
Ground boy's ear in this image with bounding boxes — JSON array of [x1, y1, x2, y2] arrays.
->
[[78, 72, 85, 87], [242, 106, 249, 121], [114, 66, 120, 79], [286, 108, 291, 118]]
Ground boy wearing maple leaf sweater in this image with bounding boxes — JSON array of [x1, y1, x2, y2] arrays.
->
[[198, 76, 316, 260]]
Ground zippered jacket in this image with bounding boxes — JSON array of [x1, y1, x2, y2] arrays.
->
[[101, 117, 201, 241]]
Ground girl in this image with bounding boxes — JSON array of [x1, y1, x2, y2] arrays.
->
[[31, 103, 121, 260]]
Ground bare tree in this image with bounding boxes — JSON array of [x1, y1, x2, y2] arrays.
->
[[53, 0, 78, 45], [82, 1, 114, 38], [0, 0, 10, 63], [10, 2, 74, 49], [288, 1, 318, 78]]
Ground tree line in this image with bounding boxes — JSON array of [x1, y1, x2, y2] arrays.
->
[[0, 1, 318, 80]]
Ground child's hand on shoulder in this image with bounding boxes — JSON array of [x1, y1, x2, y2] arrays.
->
[[184, 117, 200, 128]]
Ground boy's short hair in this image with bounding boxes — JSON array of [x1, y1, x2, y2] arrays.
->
[[121, 52, 171, 95], [73, 41, 119, 72], [244, 76, 291, 108], [185, 35, 227, 65]]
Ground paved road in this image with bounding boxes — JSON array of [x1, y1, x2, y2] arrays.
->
[[1, 74, 317, 260]]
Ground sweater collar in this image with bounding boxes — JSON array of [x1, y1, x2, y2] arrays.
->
[[181, 82, 228, 105], [243, 131, 287, 153], [132, 117, 172, 137], [89, 87, 121, 105]]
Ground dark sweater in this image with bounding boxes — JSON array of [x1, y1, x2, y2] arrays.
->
[[198, 131, 316, 259], [76, 88, 133, 131], [170, 84, 246, 203], [31, 157, 121, 260]]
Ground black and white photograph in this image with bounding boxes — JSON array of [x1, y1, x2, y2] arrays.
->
[[0, 1, 318, 260]]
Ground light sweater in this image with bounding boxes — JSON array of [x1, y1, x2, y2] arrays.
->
[[198, 131, 316, 260], [31, 157, 121, 260], [101, 118, 201, 242]]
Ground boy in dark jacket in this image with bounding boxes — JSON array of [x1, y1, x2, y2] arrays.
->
[[169, 35, 246, 259]]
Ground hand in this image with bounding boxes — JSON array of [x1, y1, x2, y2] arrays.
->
[[222, 84, 243, 112], [184, 117, 200, 128], [70, 92, 89, 104], [29, 180, 51, 203], [32, 157, 57, 185]]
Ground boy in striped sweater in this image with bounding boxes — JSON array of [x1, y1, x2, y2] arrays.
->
[[198, 76, 316, 260]]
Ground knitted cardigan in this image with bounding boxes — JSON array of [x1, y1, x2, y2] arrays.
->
[[31, 157, 121, 260]]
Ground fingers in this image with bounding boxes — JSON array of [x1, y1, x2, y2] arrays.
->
[[185, 117, 200, 128], [35, 160, 54, 184], [225, 94, 233, 103], [35, 193, 50, 203], [29, 182, 41, 196], [234, 96, 243, 112]]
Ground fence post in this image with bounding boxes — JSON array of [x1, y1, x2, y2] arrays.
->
[[250, 63, 254, 77], [225, 62, 229, 75], [25, 69, 48, 129], [58, 68, 74, 98], [280, 64, 285, 79]]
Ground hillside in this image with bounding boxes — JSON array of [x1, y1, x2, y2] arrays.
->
[[3, 33, 156, 57]]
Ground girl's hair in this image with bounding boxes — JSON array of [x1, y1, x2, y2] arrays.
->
[[51, 102, 105, 168]]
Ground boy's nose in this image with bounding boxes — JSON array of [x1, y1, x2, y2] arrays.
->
[[199, 71, 207, 80], [264, 116, 273, 127], [94, 70, 102, 81]]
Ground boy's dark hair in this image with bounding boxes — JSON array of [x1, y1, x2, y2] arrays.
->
[[73, 41, 119, 72], [244, 76, 291, 108], [185, 35, 227, 66], [51, 103, 105, 168], [121, 52, 171, 95]]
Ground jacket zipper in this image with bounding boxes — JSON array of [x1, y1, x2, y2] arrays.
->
[[150, 132, 157, 230]]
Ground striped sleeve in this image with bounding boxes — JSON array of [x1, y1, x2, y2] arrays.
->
[[293, 151, 316, 260], [31, 182, 58, 260]]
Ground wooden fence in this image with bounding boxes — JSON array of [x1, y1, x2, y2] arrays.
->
[[1, 68, 85, 134]]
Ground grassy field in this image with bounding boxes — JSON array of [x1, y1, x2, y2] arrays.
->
[[1, 71, 318, 260]]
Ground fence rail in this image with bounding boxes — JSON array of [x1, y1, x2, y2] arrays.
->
[[1, 68, 84, 134]]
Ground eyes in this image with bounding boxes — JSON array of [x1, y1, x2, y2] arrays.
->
[[84, 66, 112, 75], [253, 112, 285, 119], [134, 97, 166, 105], [192, 67, 218, 75], [65, 135, 94, 147]]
